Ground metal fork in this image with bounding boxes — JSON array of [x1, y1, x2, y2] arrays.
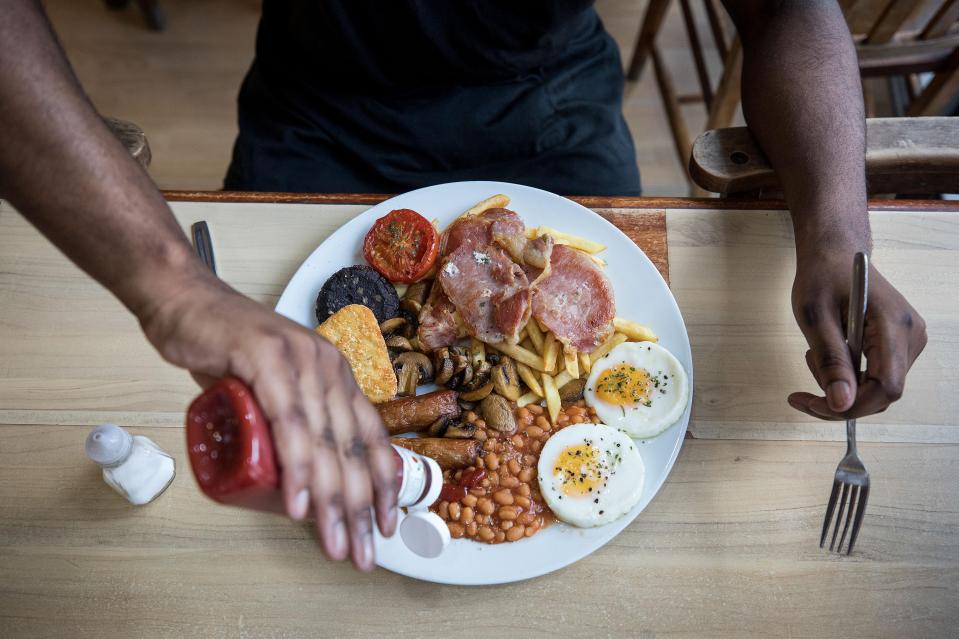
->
[[820, 252, 870, 555], [191, 221, 217, 275]]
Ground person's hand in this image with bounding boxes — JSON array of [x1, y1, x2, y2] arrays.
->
[[788, 251, 927, 420], [137, 271, 398, 571]]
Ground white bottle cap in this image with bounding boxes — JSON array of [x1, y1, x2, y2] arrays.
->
[[85, 424, 133, 467], [400, 510, 450, 558]]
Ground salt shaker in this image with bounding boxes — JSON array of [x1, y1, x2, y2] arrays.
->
[[85, 424, 176, 505]]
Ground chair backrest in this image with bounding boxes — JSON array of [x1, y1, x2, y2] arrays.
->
[[842, 0, 959, 75], [689, 117, 959, 196]]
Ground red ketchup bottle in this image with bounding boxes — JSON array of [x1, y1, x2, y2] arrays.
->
[[185, 378, 449, 558]]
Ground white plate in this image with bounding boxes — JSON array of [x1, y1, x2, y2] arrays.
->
[[275, 181, 693, 585]]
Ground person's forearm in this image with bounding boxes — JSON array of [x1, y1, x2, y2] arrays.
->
[[0, 1, 208, 318], [726, 1, 869, 256]]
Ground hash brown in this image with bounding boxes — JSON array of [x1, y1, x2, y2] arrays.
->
[[316, 304, 397, 403]]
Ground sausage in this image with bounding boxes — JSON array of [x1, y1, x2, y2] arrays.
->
[[390, 437, 480, 470], [377, 390, 460, 435]]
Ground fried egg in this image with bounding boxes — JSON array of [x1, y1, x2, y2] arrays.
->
[[584, 342, 689, 439], [537, 423, 645, 528]]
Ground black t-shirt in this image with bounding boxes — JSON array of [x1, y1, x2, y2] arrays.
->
[[255, 0, 597, 90], [226, 1, 641, 195]]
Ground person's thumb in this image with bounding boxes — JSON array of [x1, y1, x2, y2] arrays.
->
[[808, 321, 857, 412]]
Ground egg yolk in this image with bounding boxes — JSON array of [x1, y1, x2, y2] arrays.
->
[[594, 364, 651, 406], [552, 444, 606, 496]]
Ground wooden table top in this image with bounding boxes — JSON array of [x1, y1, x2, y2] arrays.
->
[[1, 193, 957, 639]]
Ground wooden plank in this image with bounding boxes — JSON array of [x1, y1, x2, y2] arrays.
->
[[600, 209, 669, 284], [667, 208, 959, 443], [160, 191, 959, 212], [1, 425, 956, 638]]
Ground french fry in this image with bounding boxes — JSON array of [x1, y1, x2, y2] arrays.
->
[[470, 338, 486, 368], [578, 350, 592, 375], [536, 317, 550, 334], [517, 391, 542, 408], [590, 332, 629, 364], [553, 370, 574, 390], [541, 373, 561, 425], [516, 362, 544, 397], [613, 317, 659, 342], [491, 341, 547, 372], [532, 226, 606, 254], [463, 194, 509, 218], [563, 345, 579, 379], [542, 331, 559, 373], [521, 337, 536, 353], [582, 252, 607, 268], [525, 318, 545, 353]]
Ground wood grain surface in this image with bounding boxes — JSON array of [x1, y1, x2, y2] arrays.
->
[[1, 197, 958, 638], [1, 425, 955, 639], [668, 208, 959, 444]]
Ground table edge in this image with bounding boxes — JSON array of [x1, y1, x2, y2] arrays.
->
[[161, 190, 959, 212]]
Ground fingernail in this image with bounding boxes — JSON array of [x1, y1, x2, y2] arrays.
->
[[827, 381, 852, 410], [292, 489, 309, 520]]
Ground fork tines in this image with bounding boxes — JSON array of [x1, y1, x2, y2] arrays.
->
[[820, 480, 870, 555]]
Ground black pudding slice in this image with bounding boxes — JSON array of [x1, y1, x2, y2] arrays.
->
[[315, 265, 399, 325]]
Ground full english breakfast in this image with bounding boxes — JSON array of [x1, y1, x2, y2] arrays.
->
[[310, 194, 689, 544]]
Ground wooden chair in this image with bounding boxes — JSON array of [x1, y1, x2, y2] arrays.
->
[[849, 0, 959, 116], [626, 0, 741, 195], [103, 117, 152, 168], [627, 0, 959, 193], [689, 117, 959, 197]]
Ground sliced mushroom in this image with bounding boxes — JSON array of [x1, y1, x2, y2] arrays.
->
[[401, 298, 423, 316], [447, 361, 474, 391], [458, 399, 476, 412], [433, 348, 455, 385], [460, 380, 494, 402], [446, 348, 474, 390], [386, 335, 413, 351], [492, 357, 520, 401], [380, 317, 407, 337], [397, 307, 419, 337], [444, 423, 476, 439], [428, 415, 457, 437], [403, 280, 431, 306], [459, 360, 492, 393], [480, 394, 516, 433], [394, 352, 433, 396], [559, 378, 586, 402]]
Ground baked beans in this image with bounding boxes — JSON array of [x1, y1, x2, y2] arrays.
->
[[430, 400, 600, 545]]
